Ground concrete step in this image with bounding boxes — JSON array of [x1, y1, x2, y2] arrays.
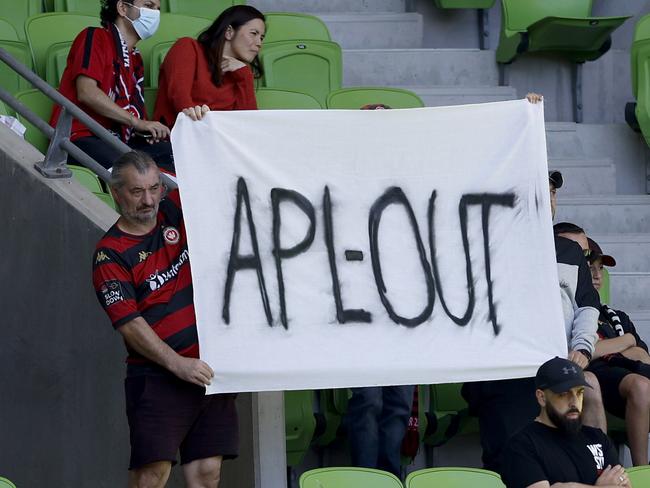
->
[[609, 272, 650, 315], [548, 159, 616, 195], [343, 48, 499, 86], [251, 0, 406, 13], [627, 310, 650, 345], [555, 195, 650, 234], [589, 234, 650, 273], [319, 13, 423, 49], [402, 85, 516, 107]]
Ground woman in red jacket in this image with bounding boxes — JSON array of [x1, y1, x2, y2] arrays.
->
[[154, 5, 265, 128]]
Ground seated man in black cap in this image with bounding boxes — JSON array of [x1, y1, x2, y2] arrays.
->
[[501, 357, 629, 488]]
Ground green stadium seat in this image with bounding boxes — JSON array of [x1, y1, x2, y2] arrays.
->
[[0, 0, 42, 40], [25, 13, 101, 79], [284, 390, 317, 467], [14, 88, 54, 153], [0, 18, 20, 41], [0, 477, 17, 488], [599, 267, 611, 304], [0, 40, 33, 95], [326, 87, 424, 109], [312, 388, 349, 447], [44, 41, 73, 86], [167, 0, 238, 19], [605, 411, 627, 446], [149, 40, 175, 88], [434, 0, 495, 8], [406, 467, 505, 488], [69, 164, 103, 192], [496, 0, 630, 64], [423, 383, 477, 448], [136, 14, 211, 87], [631, 15, 650, 146], [258, 40, 342, 107], [300, 467, 403, 488], [144, 86, 158, 119], [628, 466, 650, 487], [256, 88, 322, 109], [93, 191, 116, 209], [0, 98, 9, 115], [53, 0, 101, 15], [264, 13, 331, 44]]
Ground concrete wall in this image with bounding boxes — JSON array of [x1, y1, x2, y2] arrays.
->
[[0, 125, 255, 487]]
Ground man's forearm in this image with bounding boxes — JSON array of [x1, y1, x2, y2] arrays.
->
[[76, 76, 135, 127], [594, 334, 636, 359], [118, 317, 182, 374]]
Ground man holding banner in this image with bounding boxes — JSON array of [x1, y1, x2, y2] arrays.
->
[[92, 151, 237, 488]]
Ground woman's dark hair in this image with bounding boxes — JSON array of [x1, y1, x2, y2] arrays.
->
[[100, 0, 120, 28], [198, 5, 265, 86]]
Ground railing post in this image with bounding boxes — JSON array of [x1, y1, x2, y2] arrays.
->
[[34, 107, 73, 178]]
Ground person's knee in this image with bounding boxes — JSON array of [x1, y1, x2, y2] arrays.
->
[[185, 457, 222, 488], [584, 372, 603, 402], [622, 374, 650, 406], [130, 462, 171, 488]]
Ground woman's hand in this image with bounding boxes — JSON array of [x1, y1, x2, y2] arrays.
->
[[182, 105, 210, 121], [526, 92, 543, 104], [221, 55, 247, 73]]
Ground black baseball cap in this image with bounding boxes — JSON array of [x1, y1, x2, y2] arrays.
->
[[549, 170, 563, 189], [535, 357, 591, 393], [587, 237, 616, 267]]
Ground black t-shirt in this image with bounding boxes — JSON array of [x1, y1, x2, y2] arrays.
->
[[501, 422, 617, 488]]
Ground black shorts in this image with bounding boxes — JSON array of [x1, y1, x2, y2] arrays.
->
[[589, 362, 633, 418], [125, 374, 238, 470]]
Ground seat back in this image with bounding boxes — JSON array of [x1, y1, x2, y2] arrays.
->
[[167, 0, 238, 19], [69, 164, 103, 192], [300, 467, 403, 488], [53, 0, 101, 14], [93, 192, 116, 209], [144, 86, 158, 119], [284, 390, 317, 467], [1, 0, 42, 40], [256, 88, 322, 109], [0, 18, 20, 40], [259, 40, 342, 107], [599, 267, 610, 304], [406, 467, 505, 488], [0, 40, 33, 95], [631, 14, 650, 98], [501, 0, 592, 32], [264, 13, 331, 44], [44, 41, 73, 86], [327, 87, 424, 109], [149, 40, 175, 88], [14, 88, 54, 153], [136, 14, 211, 84], [25, 13, 101, 79], [627, 466, 650, 487], [0, 477, 17, 488]]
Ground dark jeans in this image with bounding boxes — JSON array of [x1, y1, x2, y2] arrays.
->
[[72, 135, 175, 173], [346, 385, 414, 477]]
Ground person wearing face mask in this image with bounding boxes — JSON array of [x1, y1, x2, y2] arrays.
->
[[153, 5, 264, 128], [50, 0, 174, 172]]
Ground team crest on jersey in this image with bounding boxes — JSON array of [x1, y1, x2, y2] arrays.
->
[[100, 280, 124, 307], [163, 226, 180, 245]]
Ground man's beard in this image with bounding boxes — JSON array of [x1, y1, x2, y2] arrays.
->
[[119, 204, 157, 225], [546, 402, 582, 435]]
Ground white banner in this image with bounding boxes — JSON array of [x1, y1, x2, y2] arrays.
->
[[171, 100, 567, 394]]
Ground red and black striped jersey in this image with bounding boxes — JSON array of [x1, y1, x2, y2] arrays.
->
[[92, 189, 198, 375]]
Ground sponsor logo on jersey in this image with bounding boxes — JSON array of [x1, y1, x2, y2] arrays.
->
[[95, 251, 110, 264], [146, 249, 189, 291], [139, 251, 152, 263], [586, 443, 604, 470], [100, 279, 124, 307], [163, 226, 180, 245]]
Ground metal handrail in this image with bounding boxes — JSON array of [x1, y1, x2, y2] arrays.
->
[[0, 47, 176, 189]]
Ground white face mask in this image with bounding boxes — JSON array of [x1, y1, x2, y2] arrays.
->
[[123, 2, 160, 40]]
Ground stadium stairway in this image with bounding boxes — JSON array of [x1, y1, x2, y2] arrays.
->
[[252, 0, 650, 345]]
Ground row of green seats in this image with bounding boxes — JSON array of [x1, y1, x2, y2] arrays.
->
[[47, 0, 242, 18], [300, 466, 505, 488], [631, 14, 650, 147]]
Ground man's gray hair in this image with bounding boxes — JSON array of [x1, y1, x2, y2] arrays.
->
[[110, 151, 159, 189]]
